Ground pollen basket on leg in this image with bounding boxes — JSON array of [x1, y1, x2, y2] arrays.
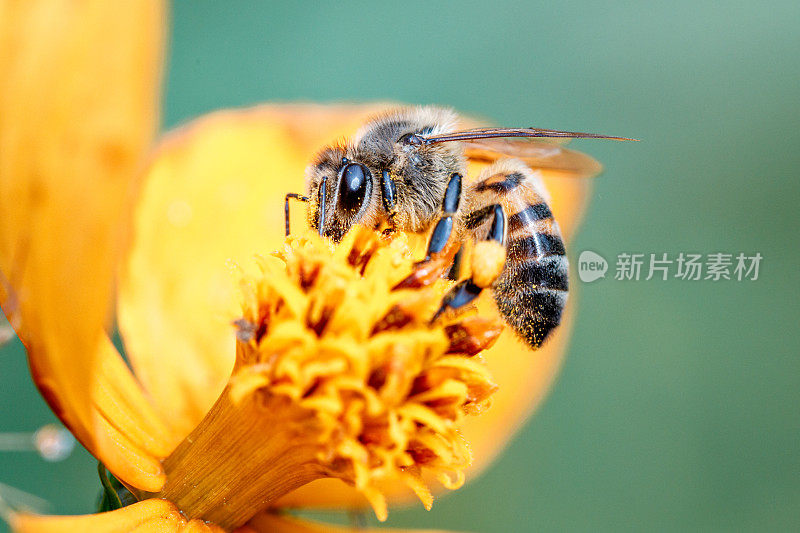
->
[[231, 226, 502, 521]]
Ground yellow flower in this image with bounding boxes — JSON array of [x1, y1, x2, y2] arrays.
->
[[0, 2, 594, 531], [148, 228, 503, 528]]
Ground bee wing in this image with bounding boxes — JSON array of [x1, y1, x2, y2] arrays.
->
[[421, 127, 635, 179], [463, 138, 604, 179], [422, 126, 634, 144]]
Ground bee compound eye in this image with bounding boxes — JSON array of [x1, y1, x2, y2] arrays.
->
[[338, 163, 370, 214]]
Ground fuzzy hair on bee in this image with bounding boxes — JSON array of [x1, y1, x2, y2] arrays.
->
[[288, 105, 624, 349]]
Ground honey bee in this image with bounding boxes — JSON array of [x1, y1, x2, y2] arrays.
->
[[285, 106, 628, 349]]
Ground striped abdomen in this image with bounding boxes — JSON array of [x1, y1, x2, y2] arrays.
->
[[466, 159, 568, 349]]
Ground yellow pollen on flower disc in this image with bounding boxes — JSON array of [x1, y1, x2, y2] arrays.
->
[[228, 226, 504, 523]]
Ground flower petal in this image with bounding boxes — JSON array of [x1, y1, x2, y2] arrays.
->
[[0, 1, 170, 490], [241, 512, 458, 533], [177, 521, 227, 533], [8, 499, 185, 533], [117, 104, 389, 437]]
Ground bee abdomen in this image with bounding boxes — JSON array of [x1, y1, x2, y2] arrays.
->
[[467, 159, 570, 349], [495, 214, 568, 348], [493, 252, 569, 349]]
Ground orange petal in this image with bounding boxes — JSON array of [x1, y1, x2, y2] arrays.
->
[[117, 104, 390, 438], [241, 513, 457, 533], [0, 1, 170, 490], [93, 336, 179, 461], [118, 104, 592, 505], [176, 520, 227, 533], [9, 499, 185, 533]]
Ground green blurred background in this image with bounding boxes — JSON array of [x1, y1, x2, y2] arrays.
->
[[2, 1, 798, 531]]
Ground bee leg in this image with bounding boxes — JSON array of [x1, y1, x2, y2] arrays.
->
[[425, 172, 462, 260], [432, 204, 506, 322], [316, 174, 328, 235], [380, 170, 399, 232], [284, 193, 309, 236], [447, 247, 464, 280]]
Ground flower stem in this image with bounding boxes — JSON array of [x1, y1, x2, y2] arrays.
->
[[154, 389, 325, 529]]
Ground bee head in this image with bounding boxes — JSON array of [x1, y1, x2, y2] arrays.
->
[[306, 147, 375, 242]]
